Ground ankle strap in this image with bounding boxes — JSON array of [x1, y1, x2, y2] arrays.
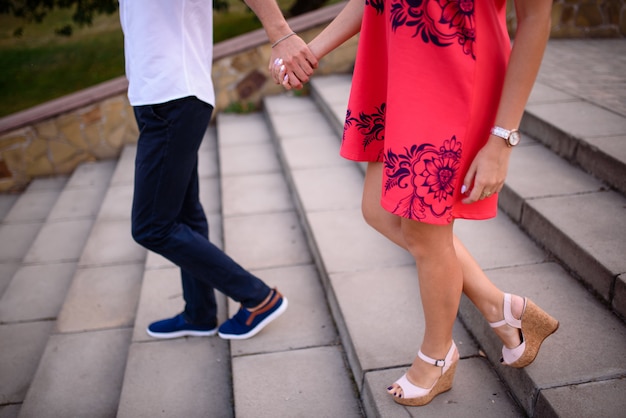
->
[[418, 350, 446, 367], [489, 293, 522, 329]]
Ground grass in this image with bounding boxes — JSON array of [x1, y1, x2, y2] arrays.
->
[[0, 0, 342, 118]]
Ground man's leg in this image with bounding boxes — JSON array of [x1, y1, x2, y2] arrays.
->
[[132, 97, 270, 308]]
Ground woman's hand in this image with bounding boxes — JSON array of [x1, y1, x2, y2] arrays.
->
[[461, 136, 512, 204]]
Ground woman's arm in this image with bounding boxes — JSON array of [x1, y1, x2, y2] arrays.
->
[[244, 0, 318, 89], [307, 0, 364, 60], [462, 0, 552, 204]]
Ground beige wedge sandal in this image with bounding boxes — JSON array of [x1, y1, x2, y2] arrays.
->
[[489, 293, 559, 368], [387, 341, 459, 406]]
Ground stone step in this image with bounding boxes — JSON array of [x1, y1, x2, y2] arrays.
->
[[310, 74, 626, 322], [16, 151, 146, 418], [215, 112, 362, 417], [263, 84, 626, 417]]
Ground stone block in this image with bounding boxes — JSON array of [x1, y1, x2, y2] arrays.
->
[[232, 346, 362, 418], [117, 338, 233, 418], [78, 219, 146, 267], [0, 321, 55, 404], [0, 262, 75, 323], [19, 329, 131, 418], [223, 211, 312, 270]]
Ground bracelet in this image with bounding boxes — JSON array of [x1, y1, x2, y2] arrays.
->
[[271, 32, 297, 48]]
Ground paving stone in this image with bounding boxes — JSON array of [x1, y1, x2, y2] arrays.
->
[[0, 195, 18, 220], [291, 165, 364, 212], [56, 263, 143, 333], [19, 328, 131, 418], [3, 190, 59, 223], [0, 223, 42, 262], [0, 262, 75, 323], [278, 132, 347, 170], [503, 140, 604, 221], [229, 264, 337, 356], [22, 176, 67, 192], [0, 404, 19, 417], [23, 219, 93, 264], [527, 82, 577, 105], [199, 177, 222, 215], [0, 262, 19, 298], [534, 377, 626, 418], [577, 134, 626, 194], [78, 219, 146, 267], [219, 142, 281, 176], [232, 346, 362, 418], [454, 214, 547, 271], [47, 186, 107, 221], [217, 113, 272, 147], [269, 109, 335, 140], [0, 321, 54, 404], [223, 211, 312, 270], [117, 338, 232, 418], [109, 145, 136, 186], [97, 183, 134, 221], [362, 358, 525, 418], [307, 209, 414, 274], [64, 160, 116, 189], [523, 191, 626, 300], [614, 273, 626, 321], [198, 144, 220, 179], [525, 100, 626, 152], [222, 172, 294, 216], [262, 94, 320, 117]]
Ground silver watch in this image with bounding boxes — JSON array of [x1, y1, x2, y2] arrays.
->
[[491, 126, 521, 147]]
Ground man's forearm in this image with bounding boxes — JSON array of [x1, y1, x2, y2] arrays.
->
[[243, 0, 293, 43]]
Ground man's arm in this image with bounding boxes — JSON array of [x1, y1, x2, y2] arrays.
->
[[244, 0, 318, 89]]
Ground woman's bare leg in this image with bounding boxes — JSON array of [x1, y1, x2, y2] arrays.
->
[[362, 163, 523, 352]]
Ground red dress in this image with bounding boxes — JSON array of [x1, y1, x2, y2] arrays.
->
[[341, 0, 510, 224]]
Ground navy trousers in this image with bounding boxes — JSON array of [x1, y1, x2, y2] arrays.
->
[[131, 96, 270, 325]]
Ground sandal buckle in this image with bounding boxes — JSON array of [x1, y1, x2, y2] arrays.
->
[[434, 359, 445, 367]]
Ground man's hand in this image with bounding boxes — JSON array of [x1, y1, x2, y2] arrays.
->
[[269, 35, 318, 90]]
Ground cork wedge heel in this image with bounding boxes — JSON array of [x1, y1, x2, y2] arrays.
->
[[490, 293, 559, 368], [388, 342, 459, 406]]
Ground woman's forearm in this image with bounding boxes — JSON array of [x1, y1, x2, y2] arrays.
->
[[493, 0, 552, 130], [308, 0, 364, 60]]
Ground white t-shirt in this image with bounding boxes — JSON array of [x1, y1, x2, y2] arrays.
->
[[119, 0, 215, 107]]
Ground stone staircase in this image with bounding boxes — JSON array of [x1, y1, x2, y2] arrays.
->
[[1, 71, 625, 417]]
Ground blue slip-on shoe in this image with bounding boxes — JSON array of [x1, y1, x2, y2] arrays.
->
[[147, 313, 218, 339], [218, 289, 288, 340]]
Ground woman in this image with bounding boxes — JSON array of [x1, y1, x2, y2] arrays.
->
[[274, 0, 558, 407]]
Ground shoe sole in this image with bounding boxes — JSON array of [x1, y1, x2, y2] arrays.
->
[[146, 328, 218, 339], [509, 300, 559, 368], [218, 297, 288, 340]]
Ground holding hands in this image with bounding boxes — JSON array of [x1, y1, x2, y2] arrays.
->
[[269, 33, 318, 90]]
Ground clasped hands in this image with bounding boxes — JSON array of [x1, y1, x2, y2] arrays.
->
[[268, 33, 317, 90]]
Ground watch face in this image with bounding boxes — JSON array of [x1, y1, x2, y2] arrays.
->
[[508, 130, 521, 146]]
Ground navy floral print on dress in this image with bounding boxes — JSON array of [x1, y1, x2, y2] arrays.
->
[[366, 0, 385, 14], [390, 0, 476, 59], [344, 103, 386, 153], [384, 136, 462, 221]]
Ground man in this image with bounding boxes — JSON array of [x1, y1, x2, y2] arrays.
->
[[119, 0, 317, 340]]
